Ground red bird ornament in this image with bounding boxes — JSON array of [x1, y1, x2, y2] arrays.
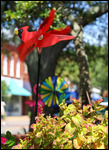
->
[[14, 8, 75, 61]]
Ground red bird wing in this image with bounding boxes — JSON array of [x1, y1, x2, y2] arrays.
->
[[36, 33, 75, 48], [38, 8, 55, 35], [18, 9, 55, 43], [48, 26, 71, 35], [17, 37, 38, 61]]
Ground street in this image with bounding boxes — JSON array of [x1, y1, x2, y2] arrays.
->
[[1, 115, 30, 135]]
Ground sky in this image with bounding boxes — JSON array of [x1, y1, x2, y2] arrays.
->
[[83, 13, 108, 46]]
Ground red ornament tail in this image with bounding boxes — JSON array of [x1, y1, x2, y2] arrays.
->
[[17, 38, 36, 61]]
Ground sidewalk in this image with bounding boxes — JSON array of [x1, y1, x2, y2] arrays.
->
[[1, 115, 30, 135]]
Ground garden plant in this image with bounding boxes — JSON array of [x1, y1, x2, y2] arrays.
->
[[1, 131, 16, 149], [1, 98, 108, 149], [1, 2, 108, 127]]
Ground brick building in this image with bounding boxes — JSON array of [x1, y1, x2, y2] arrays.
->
[[1, 42, 32, 116]]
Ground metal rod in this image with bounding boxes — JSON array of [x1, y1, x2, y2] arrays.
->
[[34, 51, 41, 118]]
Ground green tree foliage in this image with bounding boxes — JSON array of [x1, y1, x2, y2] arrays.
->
[[85, 43, 108, 90], [1, 80, 10, 101], [2, 1, 66, 29], [55, 50, 79, 83], [55, 42, 108, 90]]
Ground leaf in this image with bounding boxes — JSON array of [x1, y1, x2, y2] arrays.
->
[[94, 114, 103, 121], [104, 110, 108, 121], [8, 141, 15, 147], [72, 114, 83, 127], [65, 122, 76, 135], [30, 123, 37, 129], [36, 131, 42, 138], [93, 99, 103, 107], [5, 140, 12, 145], [73, 137, 83, 149], [95, 105, 106, 111], [5, 140, 15, 146], [82, 104, 91, 116], [64, 104, 76, 116], [72, 117, 80, 127], [93, 142, 106, 149], [78, 133, 86, 141], [81, 127, 88, 134], [84, 123, 94, 132], [34, 137, 41, 144], [6, 131, 12, 139]]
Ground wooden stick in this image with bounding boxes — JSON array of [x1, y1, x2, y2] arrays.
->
[[86, 91, 91, 105]]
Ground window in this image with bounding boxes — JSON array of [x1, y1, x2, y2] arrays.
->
[[6, 96, 22, 116], [3, 55, 7, 75], [16, 58, 20, 78], [10, 56, 14, 77]]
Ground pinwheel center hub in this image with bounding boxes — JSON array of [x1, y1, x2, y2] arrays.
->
[[53, 91, 58, 95], [38, 34, 43, 40]]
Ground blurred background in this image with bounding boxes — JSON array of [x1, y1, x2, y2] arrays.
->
[[1, 1, 108, 134]]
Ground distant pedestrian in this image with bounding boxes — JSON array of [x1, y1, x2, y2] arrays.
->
[[1, 101, 6, 126]]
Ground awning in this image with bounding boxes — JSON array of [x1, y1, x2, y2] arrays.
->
[[8, 79, 31, 96], [23, 81, 32, 93]]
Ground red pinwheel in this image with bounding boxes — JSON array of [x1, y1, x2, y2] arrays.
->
[[14, 8, 75, 61], [14, 8, 75, 117]]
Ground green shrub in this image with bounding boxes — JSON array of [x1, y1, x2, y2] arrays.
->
[[1, 131, 16, 149], [12, 99, 108, 149]]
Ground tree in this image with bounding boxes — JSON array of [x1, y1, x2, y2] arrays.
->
[[85, 42, 108, 90], [55, 50, 79, 83], [55, 42, 108, 90], [1, 80, 10, 101], [1, 1, 108, 127]]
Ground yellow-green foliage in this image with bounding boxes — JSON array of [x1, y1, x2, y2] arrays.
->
[[12, 99, 108, 149]]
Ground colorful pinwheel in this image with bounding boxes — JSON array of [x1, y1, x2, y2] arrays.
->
[[40, 76, 71, 107]]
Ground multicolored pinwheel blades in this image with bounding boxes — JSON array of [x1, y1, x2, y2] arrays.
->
[[40, 76, 70, 107]]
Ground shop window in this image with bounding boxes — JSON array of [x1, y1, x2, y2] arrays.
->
[[10, 56, 14, 77], [16, 58, 20, 78], [3, 55, 7, 75], [6, 96, 22, 116]]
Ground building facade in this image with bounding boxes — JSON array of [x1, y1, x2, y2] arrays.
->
[[1, 42, 32, 116]]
